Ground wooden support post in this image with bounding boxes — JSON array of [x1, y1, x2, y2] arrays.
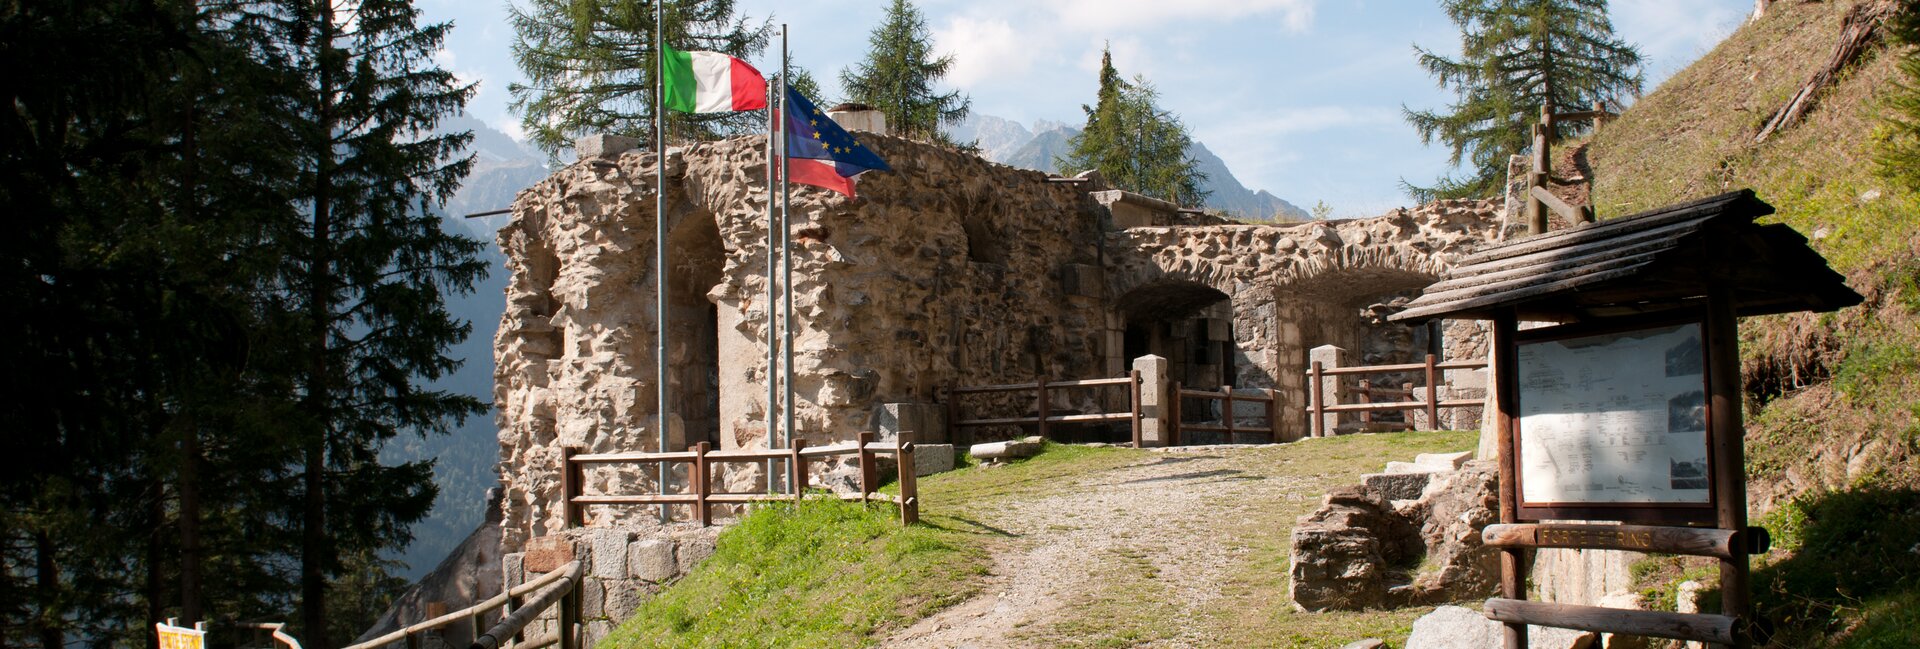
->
[[1529, 120, 1549, 235], [1036, 376, 1051, 441], [897, 441, 920, 525], [559, 447, 582, 529], [1426, 353, 1441, 430], [693, 442, 712, 527], [1129, 369, 1144, 448], [1221, 385, 1235, 443], [557, 574, 579, 649], [1170, 381, 1183, 446], [1492, 312, 1528, 649], [1356, 381, 1373, 428], [1265, 388, 1280, 442], [944, 384, 964, 447], [1309, 362, 1325, 438], [1707, 289, 1753, 649], [857, 431, 875, 503], [509, 594, 525, 644], [405, 632, 420, 649], [790, 439, 809, 503]]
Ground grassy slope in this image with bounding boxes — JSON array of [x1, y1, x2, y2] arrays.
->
[[604, 432, 1479, 648], [1584, 2, 1920, 645]]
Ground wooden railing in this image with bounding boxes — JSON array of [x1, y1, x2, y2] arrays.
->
[[1307, 354, 1487, 438], [1170, 383, 1280, 445], [561, 431, 920, 527], [343, 560, 583, 649], [1524, 102, 1618, 232], [943, 371, 1144, 447]]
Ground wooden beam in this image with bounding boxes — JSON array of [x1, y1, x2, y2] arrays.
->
[[1492, 312, 1527, 649], [1709, 287, 1755, 649], [1482, 523, 1761, 560], [1530, 185, 1585, 225], [1483, 599, 1739, 645]]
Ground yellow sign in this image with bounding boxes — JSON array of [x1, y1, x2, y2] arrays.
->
[[156, 621, 205, 649]]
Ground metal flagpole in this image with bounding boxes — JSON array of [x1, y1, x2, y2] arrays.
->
[[764, 66, 780, 495], [779, 24, 795, 471], [653, 0, 670, 524]]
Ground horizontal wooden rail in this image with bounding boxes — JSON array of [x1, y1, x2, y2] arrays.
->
[[1322, 399, 1482, 414], [467, 561, 583, 649], [1483, 523, 1769, 560], [346, 561, 581, 649], [1177, 388, 1277, 403], [1483, 598, 1738, 645], [949, 382, 1039, 394], [1170, 382, 1281, 446], [1314, 360, 1485, 376], [1552, 109, 1616, 123]]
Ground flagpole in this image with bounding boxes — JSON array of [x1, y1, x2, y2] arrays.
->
[[763, 66, 780, 495], [779, 24, 795, 466], [653, 0, 670, 524]]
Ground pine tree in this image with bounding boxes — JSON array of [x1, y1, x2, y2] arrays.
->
[[509, 0, 772, 157], [266, 1, 487, 645], [1403, 0, 1643, 200], [839, 0, 970, 143], [1057, 49, 1209, 207]]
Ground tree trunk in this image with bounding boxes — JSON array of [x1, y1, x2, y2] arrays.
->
[[33, 530, 61, 649], [301, 2, 337, 647]]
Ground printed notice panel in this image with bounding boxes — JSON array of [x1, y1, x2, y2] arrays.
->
[[1518, 323, 1709, 505]]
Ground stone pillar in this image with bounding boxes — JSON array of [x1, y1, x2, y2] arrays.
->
[[1133, 355, 1171, 447], [1309, 345, 1349, 436]]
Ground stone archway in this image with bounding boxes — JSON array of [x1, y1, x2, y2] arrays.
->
[[1114, 280, 1239, 392]]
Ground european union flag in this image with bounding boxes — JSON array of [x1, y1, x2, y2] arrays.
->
[[781, 85, 890, 196]]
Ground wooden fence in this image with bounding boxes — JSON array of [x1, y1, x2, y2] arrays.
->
[[1307, 354, 1487, 438], [1524, 102, 1618, 232], [342, 560, 583, 649], [943, 370, 1143, 447], [1170, 383, 1280, 445], [560, 431, 920, 527]]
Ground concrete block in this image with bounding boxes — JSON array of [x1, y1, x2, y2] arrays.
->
[[574, 133, 637, 159], [913, 444, 956, 476], [591, 529, 629, 577], [628, 539, 677, 583], [874, 402, 947, 444], [523, 535, 573, 573]]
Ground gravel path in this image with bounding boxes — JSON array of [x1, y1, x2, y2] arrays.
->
[[883, 446, 1321, 648]]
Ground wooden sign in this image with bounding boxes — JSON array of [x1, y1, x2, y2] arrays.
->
[[1515, 319, 1715, 523], [156, 620, 205, 649]]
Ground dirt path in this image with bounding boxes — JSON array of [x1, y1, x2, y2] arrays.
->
[[883, 446, 1322, 648]]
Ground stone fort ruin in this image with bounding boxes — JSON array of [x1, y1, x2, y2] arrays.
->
[[491, 124, 1521, 549]]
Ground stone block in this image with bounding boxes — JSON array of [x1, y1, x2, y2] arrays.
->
[[573, 134, 637, 159], [1134, 355, 1172, 447], [874, 402, 947, 444], [1341, 640, 1386, 649], [1061, 264, 1104, 298], [1384, 461, 1439, 475], [1405, 605, 1595, 649], [913, 444, 956, 476], [1205, 317, 1230, 342], [1362, 472, 1435, 502], [579, 578, 604, 619], [583, 621, 612, 649], [591, 529, 630, 577], [1414, 451, 1472, 471], [523, 535, 573, 573], [628, 539, 677, 583], [503, 553, 526, 589], [673, 529, 719, 576], [970, 439, 1041, 460], [604, 579, 644, 621]]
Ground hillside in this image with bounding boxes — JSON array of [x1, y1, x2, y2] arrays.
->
[[1583, 1, 1919, 644]]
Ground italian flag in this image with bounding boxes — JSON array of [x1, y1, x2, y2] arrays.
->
[[663, 43, 768, 113]]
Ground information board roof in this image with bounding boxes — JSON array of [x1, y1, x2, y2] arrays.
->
[[1390, 189, 1862, 323]]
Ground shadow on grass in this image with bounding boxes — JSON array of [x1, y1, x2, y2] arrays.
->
[[922, 516, 1022, 538], [1752, 486, 1920, 647]]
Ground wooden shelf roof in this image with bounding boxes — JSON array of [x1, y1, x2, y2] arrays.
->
[[1390, 189, 1863, 323]]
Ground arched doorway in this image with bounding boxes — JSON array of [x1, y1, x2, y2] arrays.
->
[[1115, 280, 1239, 392], [665, 210, 725, 449]]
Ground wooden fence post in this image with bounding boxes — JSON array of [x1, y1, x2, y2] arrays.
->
[[857, 431, 875, 503], [1130, 369, 1144, 448], [560, 447, 582, 528], [1357, 381, 1373, 428], [694, 442, 711, 527], [1170, 381, 1183, 446], [944, 383, 964, 447], [897, 441, 919, 525], [1309, 362, 1325, 438], [1221, 385, 1235, 444], [1426, 353, 1441, 431], [790, 439, 809, 504], [1036, 375, 1051, 441]]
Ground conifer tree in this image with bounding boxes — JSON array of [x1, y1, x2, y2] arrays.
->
[[1877, 4, 1920, 191], [1403, 0, 1643, 200], [1058, 49, 1209, 207], [839, 0, 970, 143], [509, 0, 771, 156], [265, 1, 486, 644]]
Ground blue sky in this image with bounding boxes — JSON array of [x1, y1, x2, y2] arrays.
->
[[422, 0, 1754, 216]]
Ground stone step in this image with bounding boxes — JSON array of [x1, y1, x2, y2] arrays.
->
[[1414, 451, 1473, 470]]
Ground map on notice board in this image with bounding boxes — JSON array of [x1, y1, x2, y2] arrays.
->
[[1518, 323, 1710, 505]]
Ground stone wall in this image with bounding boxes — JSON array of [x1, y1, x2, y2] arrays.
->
[[492, 134, 1512, 549]]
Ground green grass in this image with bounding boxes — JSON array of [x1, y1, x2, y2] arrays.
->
[[601, 497, 986, 648]]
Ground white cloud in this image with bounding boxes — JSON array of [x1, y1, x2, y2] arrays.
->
[[933, 16, 1030, 90], [1211, 105, 1402, 139], [1048, 0, 1315, 33], [488, 115, 528, 143]]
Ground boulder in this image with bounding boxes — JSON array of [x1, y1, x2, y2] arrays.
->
[[1362, 471, 1436, 501], [1405, 605, 1596, 649], [1288, 485, 1423, 610]]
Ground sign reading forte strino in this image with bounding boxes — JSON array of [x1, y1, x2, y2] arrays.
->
[[1517, 322, 1713, 520]]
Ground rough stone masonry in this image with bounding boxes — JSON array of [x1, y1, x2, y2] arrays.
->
[[492, 131, 1517, 548]]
